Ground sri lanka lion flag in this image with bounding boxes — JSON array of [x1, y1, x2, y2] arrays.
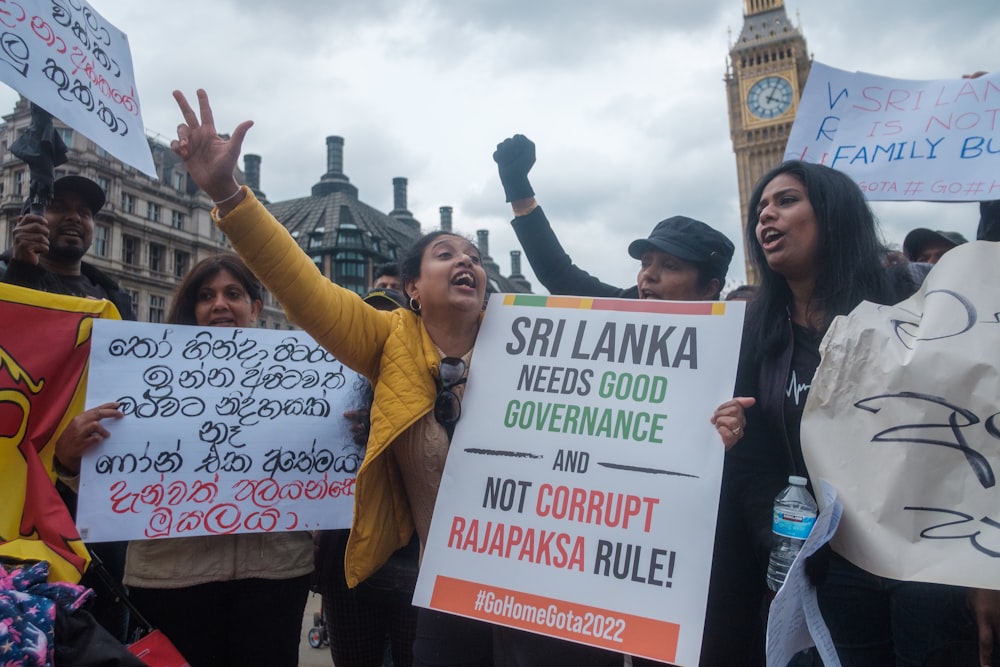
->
[[0, 282, 122, 582]]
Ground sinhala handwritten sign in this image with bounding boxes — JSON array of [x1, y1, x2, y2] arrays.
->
[[0, 0, 156, 176], [414, 295, 745, 666], [785, 62, 1000, 201], [77, 320, 363, 542], [802, 241, 1000, 589]]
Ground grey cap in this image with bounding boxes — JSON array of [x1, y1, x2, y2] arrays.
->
[[902, 228, 968, 261]]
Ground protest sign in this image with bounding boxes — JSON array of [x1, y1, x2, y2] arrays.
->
[[0, 0, 156, 176], [802, 241, 1000, 588], [785, 63, 1000, 201], [413, 294, 745, 666], [77, 319, 362, 542], [0, 283, 121, 582]]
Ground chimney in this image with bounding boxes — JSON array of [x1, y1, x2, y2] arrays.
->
[[509, 249, 532, 293], [476, 229, 491, 259], [510, 250, 523, 278], [312, 135, 358, 197], [243, 154, 261, 191], [391, 177, 412, 216], [326, 136, 344, 176], [243, 154, 267, 201], [439, 206, 453, 232]]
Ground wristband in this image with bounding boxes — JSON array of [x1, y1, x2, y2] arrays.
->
[[212, 186, 243, 206]]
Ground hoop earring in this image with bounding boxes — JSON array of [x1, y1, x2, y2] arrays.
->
[[409, 297, 421, 312]]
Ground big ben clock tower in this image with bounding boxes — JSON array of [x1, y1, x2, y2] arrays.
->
[[725, 0, 810, 278]]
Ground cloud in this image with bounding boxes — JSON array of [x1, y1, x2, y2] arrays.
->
[[1, 0, 995, 291]]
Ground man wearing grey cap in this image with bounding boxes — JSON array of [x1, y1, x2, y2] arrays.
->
[[493, 134, 734, 301], [0, 174, 135, 319], [902, 227, 968, 265]]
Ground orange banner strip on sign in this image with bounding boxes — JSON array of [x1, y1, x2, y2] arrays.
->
[[429, 575, 680, 663]]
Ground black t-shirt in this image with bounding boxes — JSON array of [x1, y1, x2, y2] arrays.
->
[[53, 272, 108, 300], [783, 323, 823, 476]]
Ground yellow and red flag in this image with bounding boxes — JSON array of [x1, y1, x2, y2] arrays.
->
[[0, 282, 121, 582]]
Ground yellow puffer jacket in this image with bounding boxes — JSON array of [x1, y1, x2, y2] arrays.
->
[[217, 188, 442, 586]]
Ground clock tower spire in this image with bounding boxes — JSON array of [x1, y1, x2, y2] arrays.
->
[[725, 0, 811, 279]]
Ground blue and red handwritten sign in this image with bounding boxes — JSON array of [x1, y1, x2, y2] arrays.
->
[[414, 295, 745, 666], [785, 62, 999, 201]]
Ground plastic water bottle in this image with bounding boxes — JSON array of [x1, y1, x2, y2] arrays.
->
[[766, 475, 818, 592]]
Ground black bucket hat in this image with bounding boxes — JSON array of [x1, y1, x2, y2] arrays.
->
[[627, 216, 735, 280]]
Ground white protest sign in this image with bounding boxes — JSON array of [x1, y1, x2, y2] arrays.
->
[[413, 294, 745, 666], [802, 241, 1000, 588], [0, 0, 156, 176], [785, 63, 1000, 201], [77, 319, 363, 542]]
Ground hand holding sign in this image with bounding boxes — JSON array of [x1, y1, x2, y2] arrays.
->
[[710, 396, 755, 450], [54, 402, 124, 476]]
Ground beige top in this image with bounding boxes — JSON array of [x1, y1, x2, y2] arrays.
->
[[390, 348, 471, 561], [123, 531, 314, 589]]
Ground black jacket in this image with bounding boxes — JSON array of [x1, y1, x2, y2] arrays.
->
[[510, 206, 639, 298], [727, 267, 921, 570], [0, 250, 136, 321]]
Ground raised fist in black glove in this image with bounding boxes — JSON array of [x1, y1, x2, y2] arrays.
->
[[493, 134, 536, 202]]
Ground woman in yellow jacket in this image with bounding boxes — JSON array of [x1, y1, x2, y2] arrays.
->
[[168, 89, 748, 667], [170, 88, 513, 666]]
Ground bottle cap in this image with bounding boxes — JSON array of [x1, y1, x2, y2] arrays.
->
[[789, 475, 808, 486]]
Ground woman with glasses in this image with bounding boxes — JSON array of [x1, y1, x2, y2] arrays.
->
[[169, 90, 631, 667]]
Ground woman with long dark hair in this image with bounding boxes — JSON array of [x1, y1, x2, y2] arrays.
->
[[727, 160, 972, 665], [124, 253, 314, 667]]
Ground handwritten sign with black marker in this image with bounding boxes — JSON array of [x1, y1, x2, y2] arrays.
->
[[802, 241, 1000, 589], [77, 320, 362, 541]]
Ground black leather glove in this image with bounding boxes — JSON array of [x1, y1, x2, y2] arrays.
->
[[493, 134, 535, 202]]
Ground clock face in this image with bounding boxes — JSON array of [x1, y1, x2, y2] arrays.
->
[[746, 76, 794, 120]]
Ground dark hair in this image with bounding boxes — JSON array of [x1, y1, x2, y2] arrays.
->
[[167, 252, 263, 325], [725, 284, 757, 301], [694, 265, 724, 299], [373, 261, 400, 280], [399, 231, 481, 308], [745, 161, 896, 357]]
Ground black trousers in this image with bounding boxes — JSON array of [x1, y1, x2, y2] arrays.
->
[[129, 574, 310, 667]]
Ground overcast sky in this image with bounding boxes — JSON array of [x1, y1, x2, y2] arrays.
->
[[2, 0, 996, 291]]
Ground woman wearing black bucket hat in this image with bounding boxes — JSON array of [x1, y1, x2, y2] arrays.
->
[[494, 134, 758, 667], [493, 134, 735, 302]]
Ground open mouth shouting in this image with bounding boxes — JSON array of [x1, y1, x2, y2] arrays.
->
[[452, 270, 478, 291], [759, 227, 784, 251]]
